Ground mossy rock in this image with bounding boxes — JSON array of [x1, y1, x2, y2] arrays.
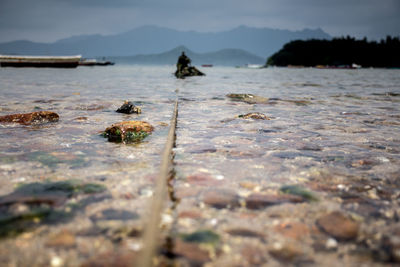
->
[[280, 185, 318, 202], [103, 121, 154, 143], [181, 230, 220, 246]]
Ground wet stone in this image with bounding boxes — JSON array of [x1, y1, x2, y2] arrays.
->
[[226, 93, 269, 104], [275, 222, 311, 240], [0, 111, 59, 125], [81, 250, 137, 267], [241, 246, 268, 265], [181, 229, 220, 245], [172, 239, 211, 265], [116, 101, 141, 114], [280, 185, 318, 202], [316, 211, 359, 241], [103, 121, 153, 143], [225, 228, 265, 240], [90, 209, 139, 221], [203, 189, 240, 209], [238, 112, 271, 120], [269, 243, 305, 263], [45, 229, 76, 248], [245, 193, 304, 210]]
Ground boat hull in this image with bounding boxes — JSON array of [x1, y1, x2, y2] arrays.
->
[[0, 55, 82, 68]]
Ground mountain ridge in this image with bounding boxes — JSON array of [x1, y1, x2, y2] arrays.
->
[[109, 45, 265, 66], [0, 25, 331, 58]]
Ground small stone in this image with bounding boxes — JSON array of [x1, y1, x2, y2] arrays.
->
[[45, 229, 76, 248], [181, 230, 220, 245], [241, 246, 267, 265], [325, 238, 338, 249], [245, 193, 304, 210], [103, 121, 153, 143], [269, 243, 304, 263], [187, 173, 222, 186], [280, 185, 318, 201], [203, 189, 240, 209], [226, 228, 264, 240], [226, 93, 269, 104], [316, 211, 359, 241], [275, 222, 310, 240], [173, 239, 211, 264], [238, 112, 271, 120], [116, 101, 141, 114], [0, 111, 59, 125]]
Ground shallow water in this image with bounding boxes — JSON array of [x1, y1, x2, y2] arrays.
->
[[0, 65, 400, 266]]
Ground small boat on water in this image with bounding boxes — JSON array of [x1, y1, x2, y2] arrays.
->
[[0, 55, 82, 68], [201, 64, 213, 67], [79, 59, 115, 66]]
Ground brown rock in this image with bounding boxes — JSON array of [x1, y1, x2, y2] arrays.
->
[[226, 228, 264, 240], [81, 250, 137, 267], [203, 189, 240, 209], [187, 173, 222, 186], [104, 121, 153, 143], [269, 243, 304, 263], [0, 111, 59, 125], [173, 239, 211, 264], [241, 246, 268, 265], [239, 112, 271, 120], [178, 210, 203, 219], [245, 193, 304, 210], [316, 211, 359, 241], [45, 229, 76, 248], [275, 222, 310, 240]]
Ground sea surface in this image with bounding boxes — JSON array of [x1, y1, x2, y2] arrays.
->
[[0, 65, 400, 266]]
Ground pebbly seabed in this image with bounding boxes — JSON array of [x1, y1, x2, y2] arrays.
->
[[0, 65, 400, 266]]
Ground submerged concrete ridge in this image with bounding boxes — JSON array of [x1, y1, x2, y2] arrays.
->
[[138, 100, 178, 267]]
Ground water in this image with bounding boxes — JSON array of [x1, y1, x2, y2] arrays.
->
[[0, 65, 400, 266]]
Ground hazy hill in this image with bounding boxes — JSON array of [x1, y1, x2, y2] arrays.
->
[[0, 25, 330, 58], [109, 46, 265, 66]]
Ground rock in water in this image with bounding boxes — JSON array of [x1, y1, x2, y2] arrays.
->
[[175, 66, 205, 79], [226, 94, 269, 104], [238, 112, 271, 120], [0, 111, 59, 125], [116, 101, 141, 114], [103, 121, 154, 143], [316, 211, 359, 241]]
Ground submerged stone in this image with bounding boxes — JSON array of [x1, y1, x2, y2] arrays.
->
[[238, 112, 271, 120], [0, 111, 59, 125], [280, 185, 319, 202], [103, 121, 154, 143], [226, 93, 269, 104], [316, 211, 359, 241], [203, 189, 240, 209], [0, 180, 106, 238], [245, 193, 304, 209], [116, 101, 141, 114], [181, 230, 220, 245]]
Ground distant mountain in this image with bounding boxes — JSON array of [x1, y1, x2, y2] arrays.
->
[[109, 46, 265, 66], [0, 25, 331, 58]]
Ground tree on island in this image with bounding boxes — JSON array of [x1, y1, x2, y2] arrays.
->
[[266, 36, 400, 68]]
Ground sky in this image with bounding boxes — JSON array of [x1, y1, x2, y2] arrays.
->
[[0, 0, 399, 43]]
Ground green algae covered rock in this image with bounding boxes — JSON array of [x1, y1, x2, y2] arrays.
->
[[103, 121, 154, 143]]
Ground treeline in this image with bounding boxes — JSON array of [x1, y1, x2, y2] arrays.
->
[[267, 36, 400, 68]]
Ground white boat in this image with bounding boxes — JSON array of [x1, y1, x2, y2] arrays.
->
[[0, 55, 82, 68]]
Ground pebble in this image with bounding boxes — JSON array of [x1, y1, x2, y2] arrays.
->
[[245, 193, 304, 210], [0, 111, 59, 125], [45, 230, 76, 248], [203, 189, 240, 209], [316, 211, 359, 241]]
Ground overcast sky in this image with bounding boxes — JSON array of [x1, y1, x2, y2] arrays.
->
[[0, 0, 399, 43]]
